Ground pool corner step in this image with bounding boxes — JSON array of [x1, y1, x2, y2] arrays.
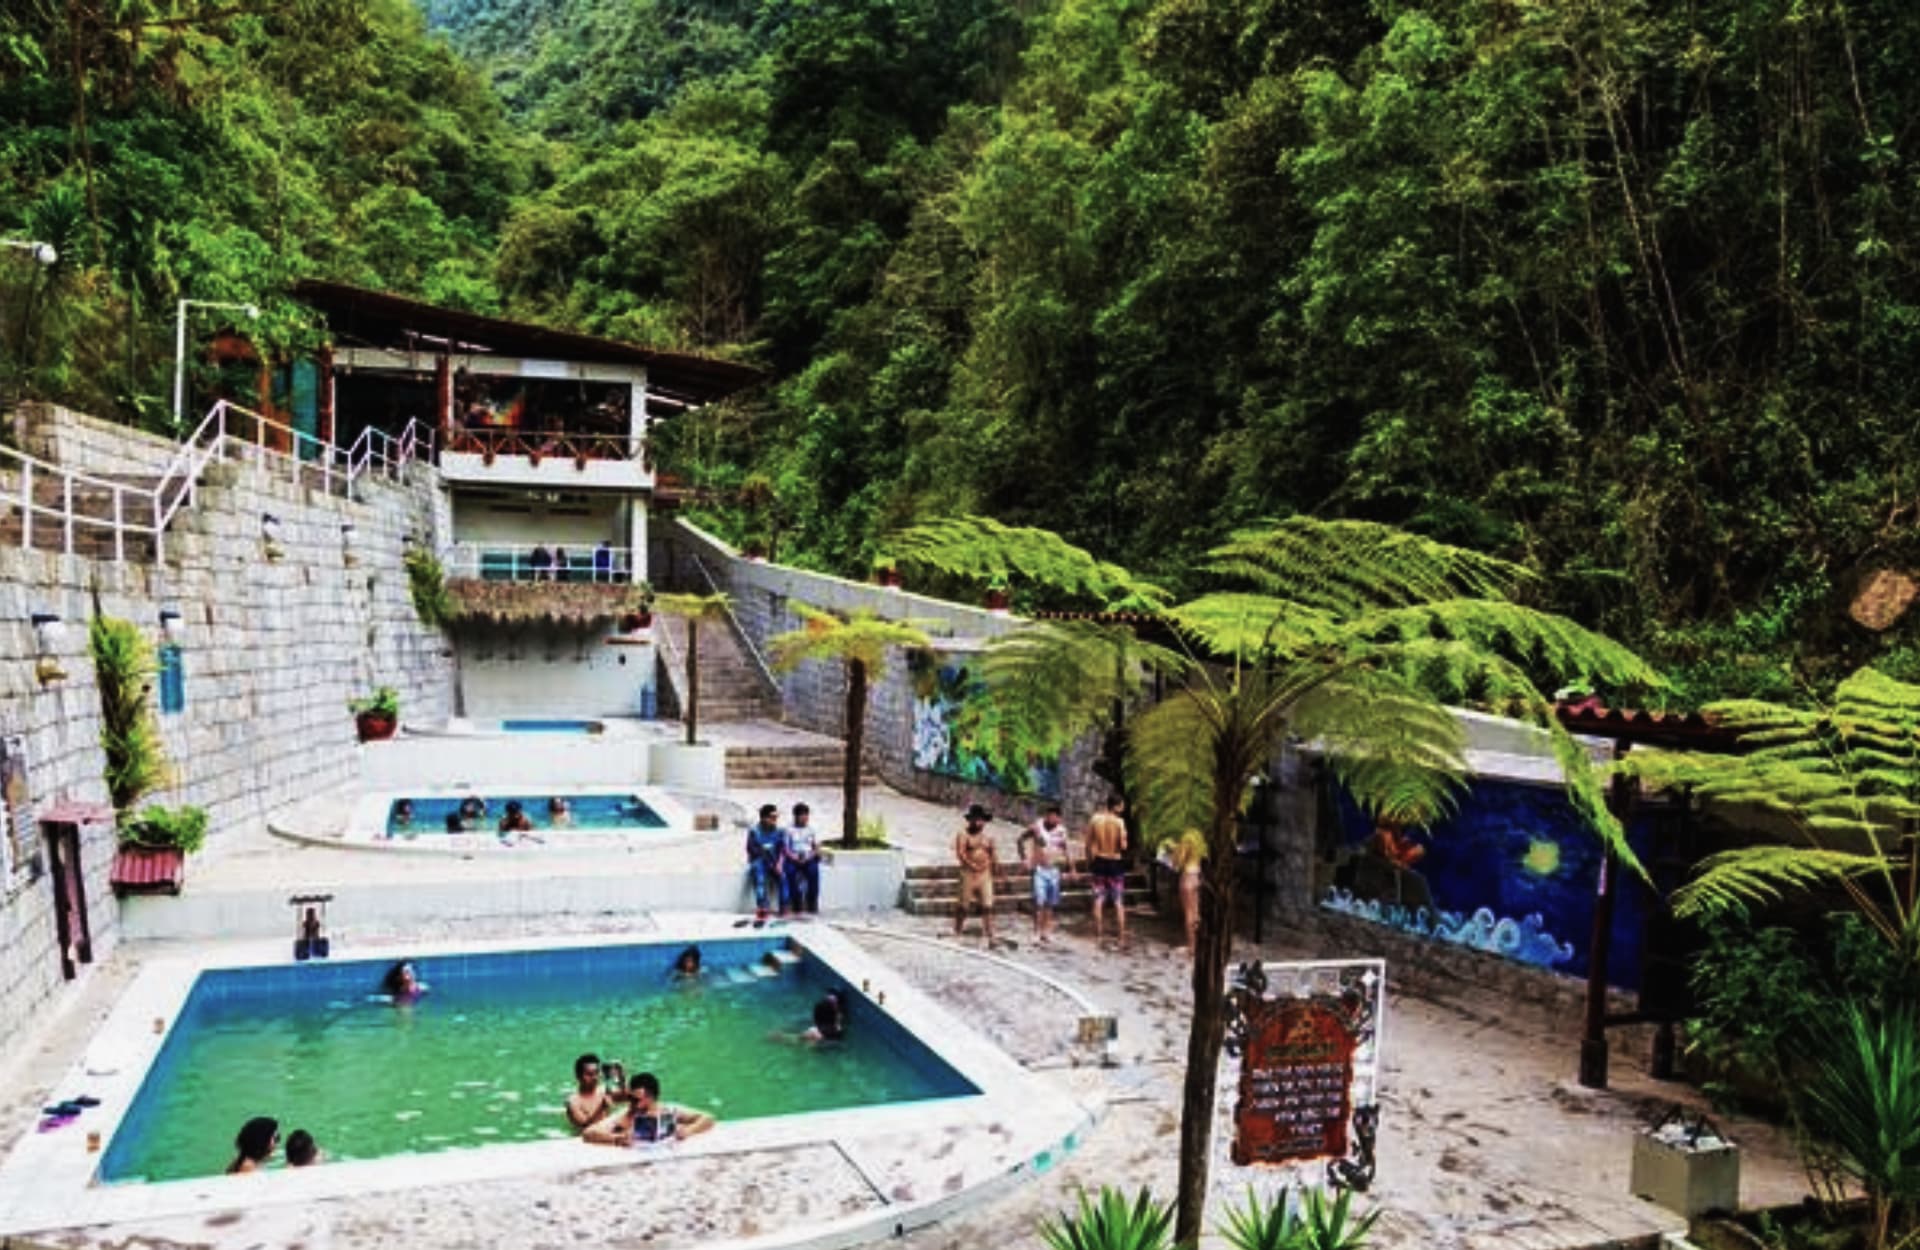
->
[[767, 949, 801, 969]]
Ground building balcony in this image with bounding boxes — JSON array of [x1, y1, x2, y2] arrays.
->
[[443, 542, 637, 584], [438, 428, 654, 491]]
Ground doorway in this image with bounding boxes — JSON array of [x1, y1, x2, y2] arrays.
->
[[43, 822, 92, 981]]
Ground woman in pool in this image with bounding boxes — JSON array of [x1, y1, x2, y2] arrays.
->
[[458, 796, 487, 826], [227, 1116, 279, 1174], [393, 799, 414, 830], [380, 961, 428, 1002], [773, 990, 846, 1045], [547, 796, 572, 828], [499, 801, 534, 835], [672, 945, 702, 980]]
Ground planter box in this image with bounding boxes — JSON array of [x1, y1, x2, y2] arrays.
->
[[1632, 1131, 1740, 1219]]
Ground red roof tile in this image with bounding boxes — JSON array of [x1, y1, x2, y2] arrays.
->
[[112, 847, 184, 889]]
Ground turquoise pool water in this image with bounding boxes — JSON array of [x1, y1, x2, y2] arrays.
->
[[500, 719, 602, 733], [388, 793, 668, 836], [102, 939, 975, 1183]]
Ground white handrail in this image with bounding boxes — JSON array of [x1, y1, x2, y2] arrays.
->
[[440, 541, 634, 582], [10, 399, 442, 564]]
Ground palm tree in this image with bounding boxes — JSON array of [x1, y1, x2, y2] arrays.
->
[[1623, 666, 1920, 958], [888, 515, 1657, 1242], [652, 592, 732, 746], [769, 604, 932, 847]]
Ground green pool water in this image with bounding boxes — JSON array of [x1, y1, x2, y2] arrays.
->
[[104, 943, 972, 1182]]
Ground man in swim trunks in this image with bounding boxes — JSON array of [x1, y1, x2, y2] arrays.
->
[[566, 1053, 616, 1130], [1024, 803, 1077, 945], [1086, 795, 1129, 949], [953, 803, 997, 948], [584, 1072, 714, 1145]]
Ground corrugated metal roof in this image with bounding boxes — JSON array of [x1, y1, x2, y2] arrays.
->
[[111, 847, 184, 889]]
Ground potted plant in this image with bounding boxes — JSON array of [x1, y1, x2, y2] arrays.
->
[[985, 580, 1012, 613], [349, 685, 401, 741], [112, 804, 208, 896], [871, 558, 902, 589]]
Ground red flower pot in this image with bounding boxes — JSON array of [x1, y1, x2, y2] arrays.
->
[[985, 588, 1011, 612], [356, 711, 398, 742], [874, 567, 901, 588]]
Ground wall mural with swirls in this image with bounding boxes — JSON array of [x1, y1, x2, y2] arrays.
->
[[908, 655, 1060, 798], [1323, 778, 1652, 990]]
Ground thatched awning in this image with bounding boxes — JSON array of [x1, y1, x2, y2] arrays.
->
[[447, 580, 650, 626]]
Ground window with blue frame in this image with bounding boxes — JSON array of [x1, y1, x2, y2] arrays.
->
[[158, 645, 185, 714]]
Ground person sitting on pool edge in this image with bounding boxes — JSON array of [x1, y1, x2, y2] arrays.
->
[[285, 1128, 321, 1167], [566, 1053, 621, 1131], [228, 1116, 279, 1174], [583, 1072, 713, 1146]]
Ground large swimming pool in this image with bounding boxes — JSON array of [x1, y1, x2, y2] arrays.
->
[[388, 792, 669, 836], [101, 938, 976, 1183]]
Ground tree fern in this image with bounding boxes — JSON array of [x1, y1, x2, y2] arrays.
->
[[653, 592, 732, 746], [918, 511, 1657, 1242], [769, 604, 933, 845], [1623, 665, 1920, 952]]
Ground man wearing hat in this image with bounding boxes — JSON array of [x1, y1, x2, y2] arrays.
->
[[953, 804, 998, 947]]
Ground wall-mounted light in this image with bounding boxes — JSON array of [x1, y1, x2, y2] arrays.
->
[[262, 513, 285, 562], [341, 522, 359, 567], [158, 608, 185, 641], [30, 612, 66, 685], [2, 239, 57, 266]]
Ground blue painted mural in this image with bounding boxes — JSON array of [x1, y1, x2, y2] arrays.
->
[[909, 657, 1061, 798], [1324, 778, 1651, 990]]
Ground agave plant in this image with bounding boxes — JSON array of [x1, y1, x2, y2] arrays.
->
[[1037, 1186, 1176, 1250], [1792, 1001, 1920, 1250], [1218, 1187, 1378, 1250]]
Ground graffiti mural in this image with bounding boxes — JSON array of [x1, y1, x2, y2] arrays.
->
[[909, 657, 1060, 797], [1322, 778, 1651, 989]]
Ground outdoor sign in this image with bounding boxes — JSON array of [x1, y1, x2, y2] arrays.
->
[[1217, 958, 1386, 1193]]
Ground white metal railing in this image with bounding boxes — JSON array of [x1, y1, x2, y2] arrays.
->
[[440, 542, 635, 583], [685, 547, 783, 694], [7, 400, 438, 565]]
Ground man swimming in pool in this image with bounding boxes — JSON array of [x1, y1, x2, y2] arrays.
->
[[566, 1053, 617, 1130], [583, 1072, 713, 1145]]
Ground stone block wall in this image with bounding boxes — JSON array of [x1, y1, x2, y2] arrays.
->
[[662, 520, 1114, 826], [12, 403, 183, 478], [0, 409, 453, 1062]]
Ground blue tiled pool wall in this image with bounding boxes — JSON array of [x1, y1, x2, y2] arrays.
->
[[100, 938, 975, 1180], [386, 793, 669, 835], [500, 719, 602, 733], [1327, 777, 1654, 990]]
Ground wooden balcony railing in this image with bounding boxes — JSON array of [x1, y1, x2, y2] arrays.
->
[[444, 428, 651, 469]]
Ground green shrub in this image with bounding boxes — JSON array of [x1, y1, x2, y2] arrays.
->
[[1793, 1001, 1920, 1250], [1038, 1187, 1175, 1250], [405, 546, 453, 627], [89, 612, 167, 811], [349, 685, 401, 718], [119, 804, 208, 855]]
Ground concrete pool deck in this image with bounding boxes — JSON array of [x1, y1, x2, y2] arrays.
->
[[2, 776, 1821, 1250]]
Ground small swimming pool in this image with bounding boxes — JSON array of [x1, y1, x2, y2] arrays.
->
[[100, 938, 978, 1183], [499, 719, 603, 734], [388, 793, 668, 836]]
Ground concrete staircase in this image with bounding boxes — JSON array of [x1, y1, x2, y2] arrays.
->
[[0, 470, 178, 562], [655, 614, 780, 723], [724, 742, 877, 787], [901, 862, 1157, 919]]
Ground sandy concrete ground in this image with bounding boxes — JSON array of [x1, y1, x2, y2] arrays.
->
[[0, 773, 1813, 1250]]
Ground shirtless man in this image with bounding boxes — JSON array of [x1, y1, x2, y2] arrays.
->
[[565, 1053, 619, 1131], [1085, 795, 1129, 949], [953, 803, 997, 948], [1024, 803, 1077, 945]]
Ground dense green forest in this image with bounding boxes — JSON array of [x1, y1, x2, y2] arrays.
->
[[5, 0, 1920, 702]]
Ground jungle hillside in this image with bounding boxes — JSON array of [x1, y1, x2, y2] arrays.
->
[[5, 0, 1920, 703]]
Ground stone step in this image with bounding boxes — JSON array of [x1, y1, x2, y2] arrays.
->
[[904, 890, 1158, 918], [907, 874, 1151, 901], [905, 862, 1149, 882]]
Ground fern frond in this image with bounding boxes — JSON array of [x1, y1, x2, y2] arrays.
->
[[883, 516, 1170, 609], [1350, 600, 1664, 692], [1127, 692, 1228, 844], [1673, 847, 1897, 919], [1290, 668, 1468, 829], [1206, 517, 1532, 615], [769, 604, 934, 672], [1163, 593, 1344, 661]]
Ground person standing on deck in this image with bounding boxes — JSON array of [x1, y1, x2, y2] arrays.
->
[[953, 803, 998, 949], [1024, 803, 1077, 946], [1086, 795, 1130, 950]]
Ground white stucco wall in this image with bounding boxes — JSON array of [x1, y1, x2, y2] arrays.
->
[[454, 625, 655, 718]]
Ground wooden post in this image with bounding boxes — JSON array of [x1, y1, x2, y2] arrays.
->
[[435, 354, 453, 452], [317, 343, 336, 446], [1579, 745, 1634, 1088]]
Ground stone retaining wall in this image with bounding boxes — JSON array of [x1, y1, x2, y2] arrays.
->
[[660, 520, 1113, 828], [12, 403, 183, 478], [0, 408, 453, 1061]]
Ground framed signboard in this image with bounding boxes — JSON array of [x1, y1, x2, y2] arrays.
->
[[1216, 958, 1386, 1194]]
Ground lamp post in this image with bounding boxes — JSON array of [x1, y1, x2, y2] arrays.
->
[[173, 298, 259, 432], [1, 239, 58, 267]]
